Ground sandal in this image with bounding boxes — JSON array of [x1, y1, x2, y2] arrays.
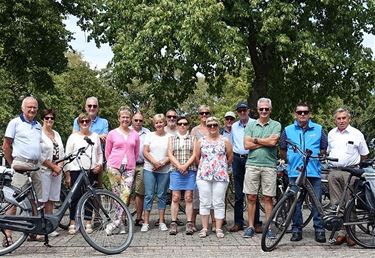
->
[[2, 236, 13, 247], [216, 229, 224, 238], [199, 228, 208, 238], [85, 223, 93, 234], [68, 225, 76, 235], [27, 234, 44, 242]]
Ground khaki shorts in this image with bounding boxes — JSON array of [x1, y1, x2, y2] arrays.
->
[[133, 165, 145, 195], [243, 165, 276, 197], [11, 159, 43, 198]]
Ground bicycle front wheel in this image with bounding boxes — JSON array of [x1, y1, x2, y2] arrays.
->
[[344, 196, 375, 248], [76, 189, 134, 254], [261, 194, 296, 252]]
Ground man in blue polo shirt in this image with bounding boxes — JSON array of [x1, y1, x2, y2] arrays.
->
[[280, 102, 328, 243]]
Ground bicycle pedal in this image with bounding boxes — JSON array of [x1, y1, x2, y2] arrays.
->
[[328, 238, 336, 244]]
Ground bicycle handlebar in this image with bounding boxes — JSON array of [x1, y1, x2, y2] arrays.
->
[[55, 137, 93, 165], [285, 139, 338, 162]]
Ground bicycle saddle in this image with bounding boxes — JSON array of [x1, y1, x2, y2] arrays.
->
[[12, 165, 40, 173]]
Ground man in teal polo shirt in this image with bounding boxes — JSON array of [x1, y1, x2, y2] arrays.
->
[[243, 98, 281, 238]]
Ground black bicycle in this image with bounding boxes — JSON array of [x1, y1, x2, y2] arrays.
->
[[261, 140, 375, 251], [0, 138, 133, 255]]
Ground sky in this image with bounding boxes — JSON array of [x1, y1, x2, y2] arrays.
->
[[65, 16, 375, 70]]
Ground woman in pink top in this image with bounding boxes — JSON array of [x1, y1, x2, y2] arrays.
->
[[105, 106, 140, 235]]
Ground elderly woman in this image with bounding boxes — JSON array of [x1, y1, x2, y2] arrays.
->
[[105, 106, 140, 235], [39, 109, 64, 237], [141, 114, 171, 232], [64, 113, 103, 235], [195, 117, 233, 238], [167, 116, 197, 235]]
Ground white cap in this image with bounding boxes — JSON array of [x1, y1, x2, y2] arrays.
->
[[224, 111, 236, 119]]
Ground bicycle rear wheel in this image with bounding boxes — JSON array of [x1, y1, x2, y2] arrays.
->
[[0, 186, 31, 256], [261, 194, 296, 252], [344, 197, 375, 248], [76, 189, 134, 254]]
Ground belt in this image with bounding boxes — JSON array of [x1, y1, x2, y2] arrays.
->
[[14, 157, 39, 164], [233, 153, 248, 159], [136, 161, 145, 165]]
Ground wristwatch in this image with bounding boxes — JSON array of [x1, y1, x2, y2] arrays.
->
[[253, 138, 258, 144]]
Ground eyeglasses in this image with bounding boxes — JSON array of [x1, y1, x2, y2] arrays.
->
[[87, 104, 98, 109], [44, 116, 54, 120], [207, 123, 219, 128], [258, 108, 270, 112], [237, 109, 247, 113], [199, 112, 211, 116], [296, 110, 310, 115], [134, 119, 143, 123], [79, 119, 91, 124], [177, 122, 189, 126], [225, 117, 235, 121], [166, 115, 177, 119]]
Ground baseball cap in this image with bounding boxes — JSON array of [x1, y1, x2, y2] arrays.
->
[[236, 102, 248, 110], [224, 111, 236, 119]]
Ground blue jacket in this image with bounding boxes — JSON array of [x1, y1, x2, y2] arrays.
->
[[284, 120, 324, 178]]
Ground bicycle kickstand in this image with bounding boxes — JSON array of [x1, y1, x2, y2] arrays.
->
[[43, 234, 51, 248]]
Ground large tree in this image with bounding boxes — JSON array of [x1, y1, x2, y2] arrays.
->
[[79, 0, 375, 124]]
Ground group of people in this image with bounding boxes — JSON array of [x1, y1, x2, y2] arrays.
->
[[1, 95, 370, 246]]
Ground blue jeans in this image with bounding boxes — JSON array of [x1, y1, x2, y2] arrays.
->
[[289, 177, 325, 233], [143, 169, 170, 211], [232, 154, 261, 227]]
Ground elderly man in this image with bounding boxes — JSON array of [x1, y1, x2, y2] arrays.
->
[[164, 109, 178, 135], [2, 96, 42, 246], [327, 107, 369, 246], [243, 98, 281, 238], [280, 102, 328, 243], [130, 112, 151, 226]]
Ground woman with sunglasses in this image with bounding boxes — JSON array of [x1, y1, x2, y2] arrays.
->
[[39, 109, 64, 237], [195, 117, 233, 238], [64, 113, 103, 235], [167, 116, 197, 235], [141, 114, 171, 232], [105, 106, 140, 235]]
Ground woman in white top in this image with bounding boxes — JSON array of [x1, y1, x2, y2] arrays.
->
[[64, 113, 103, 235], [141, 114, 171, 232], [39, 109, 64, 237]]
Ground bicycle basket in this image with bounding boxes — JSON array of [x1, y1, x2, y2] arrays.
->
[[0, 166, 13, 187], [363, 166, 375, 212]]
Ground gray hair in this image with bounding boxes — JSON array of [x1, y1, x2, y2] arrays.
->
[[257, 97, 272, 108], [21, 96, 38, 109], [86, 96, 99, 106], [198, 105, 211, 113], [206, 116, 220, 127], [334, 107, 352, 119]]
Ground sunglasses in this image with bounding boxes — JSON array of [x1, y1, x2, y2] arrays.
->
[[296, 110, 310, 115], [177, 122, 189, 126], [225, 117, 235, 121], [199, 112, 211, 116], [258, 108, 270, 112], [80, 119, 91, 124], [44, 116, 55, 121], [237, 109, 247, 113], [87, 104, 98, 109], [134, 119, 143, 123], [207, 123, 219, 128], [167, 115, 177, 119]]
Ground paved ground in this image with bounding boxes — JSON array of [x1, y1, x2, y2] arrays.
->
[[6, 205, 375, 258]]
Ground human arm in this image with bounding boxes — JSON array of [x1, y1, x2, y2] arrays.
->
[[194, 139, 202, 165], [2, 137, 13, 165], [167, 137, 182, 170], [93, 134, 103, 174], [225, 138, 233, 165]]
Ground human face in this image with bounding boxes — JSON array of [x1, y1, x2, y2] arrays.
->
[[295, 106, 310, 126], [224, 116, 235, 128], [335, 111, 351, 131], [43, 114, 55, 128], [166, 110, 177, 128], [257, 102, 271, 120], [79, 118, 91, 131], [199, 109, 211, 123], [237, 108, 249, 121], [177, 119, 189, 134], [132, 114, 144, 131], [207, 121, 219, 136], [85, 99, 99, 117], [22, 98, 38, 121], [153, 118, 165, 132], [118, 111, 132, 129]]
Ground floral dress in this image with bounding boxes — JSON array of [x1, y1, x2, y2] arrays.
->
[[197, 136, 229, 182]]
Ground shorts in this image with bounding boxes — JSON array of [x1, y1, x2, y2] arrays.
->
[[11, 159, 42, 198], [243, 165, 276, 197], [38, 168, 62, 202], [134, 165, 145, 195]]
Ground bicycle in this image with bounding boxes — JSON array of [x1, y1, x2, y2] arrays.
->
[[226, 171, 247, 212], [261, 140, 375, 251], [0, 137, 134, 255]]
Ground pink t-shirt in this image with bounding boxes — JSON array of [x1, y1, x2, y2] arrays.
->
[[105, 128, 140, 170]]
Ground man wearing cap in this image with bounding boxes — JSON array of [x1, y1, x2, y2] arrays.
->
[[229, 101, 262, 233], [220, 111, 236, 140]]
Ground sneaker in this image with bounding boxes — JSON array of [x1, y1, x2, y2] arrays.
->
[[243, 227, 255, 238], [141, 223, 149, 232], [159, 223, 168, 231], [169, 222, 177, 235], [119, 224, 127, 234], [266, 229, 276, 239], [49, 231, 59, 237]]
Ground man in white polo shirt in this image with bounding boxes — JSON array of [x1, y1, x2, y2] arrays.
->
[[327, 107, 369, 246]]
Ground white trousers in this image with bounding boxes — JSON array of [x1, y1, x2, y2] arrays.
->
[[196, 179, 228, 219]]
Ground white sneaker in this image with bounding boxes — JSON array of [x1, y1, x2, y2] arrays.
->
[[119, 224, 127, 234], [141, 223, 149, 232], [159, 223, 168, 231], [105, 222, 117, 236], [49, 231, 59, 237]]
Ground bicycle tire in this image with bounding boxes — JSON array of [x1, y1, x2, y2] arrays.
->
[[76, 189, 134, 254], [261, 194, 296, 252], [0, 186, 32, 256], [344, 197, 375, 248]]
